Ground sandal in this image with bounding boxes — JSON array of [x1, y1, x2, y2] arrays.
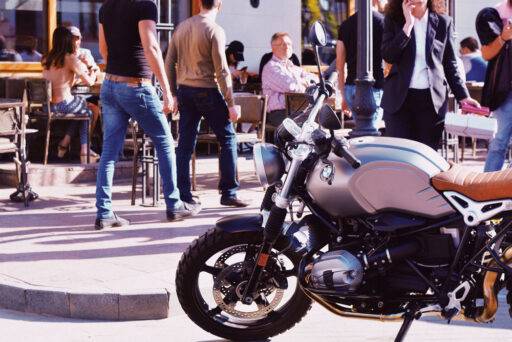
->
[[80, 151, 100, 164]]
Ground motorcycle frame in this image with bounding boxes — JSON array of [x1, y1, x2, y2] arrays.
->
[[292, 175, 512, 314]]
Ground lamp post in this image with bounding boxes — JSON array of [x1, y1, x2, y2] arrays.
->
[[350, 0, 379, 137]]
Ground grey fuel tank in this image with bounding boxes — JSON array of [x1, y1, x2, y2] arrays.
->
[[306, 136, 455, 218]]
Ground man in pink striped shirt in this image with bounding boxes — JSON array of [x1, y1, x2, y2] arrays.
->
[[262, 32, 317, 127]]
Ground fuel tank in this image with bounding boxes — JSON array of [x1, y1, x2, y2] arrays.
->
[[306, 137, 455, 218]]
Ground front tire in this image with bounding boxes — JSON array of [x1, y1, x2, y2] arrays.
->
[[175, 227, 312, 341]]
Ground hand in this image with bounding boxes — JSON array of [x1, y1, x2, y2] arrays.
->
[[302, 78, 312, 90], [341, 98, 351, 116], [162, 93, 174, 115], [460, 97, 481, 109], [402, 0, 416, 32], [78, 53, 91, 68], [171, 96, 179, 116], [228, 106, 240, 122], [502, 23, 512, 41]]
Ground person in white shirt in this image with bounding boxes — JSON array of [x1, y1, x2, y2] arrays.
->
[[381, 0, 478, 150], [261, 32, 317, 127]]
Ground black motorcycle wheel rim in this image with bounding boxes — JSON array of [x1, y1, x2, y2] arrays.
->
[[193, 242, 300, 329]]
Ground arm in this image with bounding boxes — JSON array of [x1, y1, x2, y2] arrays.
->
[[69, 55, 96, 86], [482, 36, 504, 61], [336, 40, 346, 95], [299, 67, 318, 84], [381, 16, 412, 64], [139, 19, 173, 114], [442, 18, 469, 102], [98, 23, 108, 63], [262, 62, 308, 93], [164, 35, 178, 97], [481, 26, 512, 61], [211, 27, 234, 108], [336, 40, 350, 112]]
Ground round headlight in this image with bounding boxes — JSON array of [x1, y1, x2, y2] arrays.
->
[[253, 143, 285, 187]]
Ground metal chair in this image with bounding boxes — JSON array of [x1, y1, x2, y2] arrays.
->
[[285, 92, 310, 119], [129, 121, 161, 207], [26, 79, 91, 165]]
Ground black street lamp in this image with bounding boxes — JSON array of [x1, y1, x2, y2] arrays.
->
[[350, 0, 379, 137]]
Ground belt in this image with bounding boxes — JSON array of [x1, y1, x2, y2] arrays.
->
[[105, 74, 152, 85]]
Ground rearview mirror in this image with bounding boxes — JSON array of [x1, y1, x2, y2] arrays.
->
[[309, 21, 327, 47], [318, 104, 342, 131]]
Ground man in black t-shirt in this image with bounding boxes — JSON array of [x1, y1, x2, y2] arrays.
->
[[95, 0, 200, 230], [336, 0, 385, 130]]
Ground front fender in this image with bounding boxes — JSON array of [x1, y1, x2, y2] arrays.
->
[[215, 214, 310, 254], [215, 214, 264, 233]]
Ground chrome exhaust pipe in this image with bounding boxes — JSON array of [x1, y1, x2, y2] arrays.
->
[[301, 286, 404, 322]]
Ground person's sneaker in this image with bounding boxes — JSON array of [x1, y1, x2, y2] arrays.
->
[[95, 213, 130, 230], [220, 196, 250, 208], [167, 201, 202, 221], [182, 196, 201, 206]]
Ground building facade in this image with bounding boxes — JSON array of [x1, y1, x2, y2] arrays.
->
[[0, 0, 356, 74], [1, 0, 489, 75]]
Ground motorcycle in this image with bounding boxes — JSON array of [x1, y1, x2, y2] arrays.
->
[[175, 22, 512, 341]]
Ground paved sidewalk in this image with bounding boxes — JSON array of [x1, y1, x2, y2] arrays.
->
[[0, 150, 490, 321], [0, 155, 264, 320]]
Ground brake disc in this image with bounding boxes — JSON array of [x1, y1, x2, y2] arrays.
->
[[212, 246, 285, 319]]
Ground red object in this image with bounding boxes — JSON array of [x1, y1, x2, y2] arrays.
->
[[257, 253, 270, 267], [460, 103, 490, 116]]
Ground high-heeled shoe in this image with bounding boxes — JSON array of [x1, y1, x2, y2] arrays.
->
[[80, 151, 100, 164], [57, 144, 70, 158]]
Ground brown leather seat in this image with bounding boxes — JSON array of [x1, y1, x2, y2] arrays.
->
[[432, 164, 512, 202]]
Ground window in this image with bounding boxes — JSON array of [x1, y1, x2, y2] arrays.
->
[[0, 1, 46, 62], [57, 0, 104, 63], [0, 0, 180, 70]]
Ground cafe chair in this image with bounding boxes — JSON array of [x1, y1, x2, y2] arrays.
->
[[5, 78, 27, 100], [285, 92, 310, 119], [26, 79, 91, 165]]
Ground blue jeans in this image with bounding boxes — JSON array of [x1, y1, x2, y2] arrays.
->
[[344, 85, 383, 130], [176, 86, 238, 202], [484, 92, 512, 172], [96, 80, 182, 219], [51, 96, 91, 145]]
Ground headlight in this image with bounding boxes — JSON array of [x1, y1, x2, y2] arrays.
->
[[253, 143, 285, 187]]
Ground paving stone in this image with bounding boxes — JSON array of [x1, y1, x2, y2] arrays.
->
[[119, 290, 170, 320], [69, 293, 119, 320], [26, 289, 70, 317], [0, 283, 26, 311]]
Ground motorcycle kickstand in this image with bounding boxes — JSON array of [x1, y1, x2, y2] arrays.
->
[[394, 307, 421, 342]]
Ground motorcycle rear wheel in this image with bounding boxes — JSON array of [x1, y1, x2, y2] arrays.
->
[[175, 227, 312, 341]]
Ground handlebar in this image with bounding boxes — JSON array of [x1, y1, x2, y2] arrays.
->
[[331, 137, 361, 169]]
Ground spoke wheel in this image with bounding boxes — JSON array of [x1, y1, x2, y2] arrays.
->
[[176, 228, 312, 341]]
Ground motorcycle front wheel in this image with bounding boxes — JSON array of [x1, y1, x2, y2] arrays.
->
[[175, 227, 312, 341]]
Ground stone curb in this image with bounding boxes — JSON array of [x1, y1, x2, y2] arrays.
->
[[0, 276, 170, 320]]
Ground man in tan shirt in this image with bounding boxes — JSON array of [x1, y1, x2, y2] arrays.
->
[[165, 0, 248, 207]]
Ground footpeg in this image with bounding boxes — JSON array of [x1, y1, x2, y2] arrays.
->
[[443, 281, 471, 320]]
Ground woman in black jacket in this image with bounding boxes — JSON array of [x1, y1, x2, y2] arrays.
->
[[381, 0, 479, 149]]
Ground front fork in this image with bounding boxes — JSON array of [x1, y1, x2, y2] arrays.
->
[[241, 159, 302, 304]]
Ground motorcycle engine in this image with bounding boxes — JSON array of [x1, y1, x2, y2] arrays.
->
[[309, 250, 364, 292]]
